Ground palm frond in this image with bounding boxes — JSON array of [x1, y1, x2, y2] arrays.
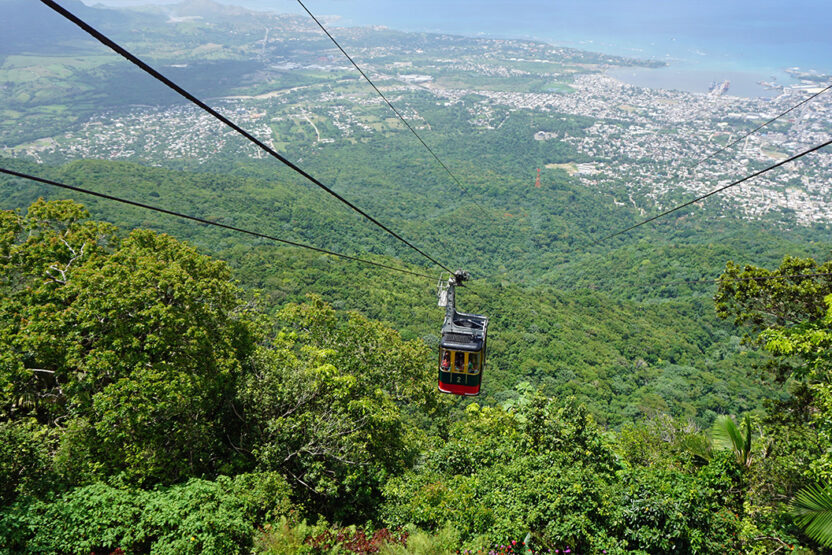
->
[[712, 415, 742, 449], [711, 414, 752, 466], [792, 484, 832, 548], [681, 434, 712, 462]]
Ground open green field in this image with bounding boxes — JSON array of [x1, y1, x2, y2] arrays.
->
[[542, 81, 576, 93]]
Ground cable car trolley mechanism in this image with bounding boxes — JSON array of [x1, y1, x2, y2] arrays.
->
[[437, 270, 488, 396]]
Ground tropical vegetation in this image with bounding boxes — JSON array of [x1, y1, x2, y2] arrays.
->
[[0, 199, 830, 552]]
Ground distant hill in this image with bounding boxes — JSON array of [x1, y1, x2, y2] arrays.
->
[[168, 0, 259, 19], [2, 156, 817, 426], [123, 0, 292, 26], [0, 0, 159, 54]]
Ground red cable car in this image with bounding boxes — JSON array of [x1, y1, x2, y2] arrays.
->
[[437, 271, 488, 396]]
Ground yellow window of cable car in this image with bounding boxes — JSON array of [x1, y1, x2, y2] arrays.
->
[[452, 351, 465, 373], [438, 348, 484, 396], [440, 348, 451, 371], [467, 352, 480, 375]]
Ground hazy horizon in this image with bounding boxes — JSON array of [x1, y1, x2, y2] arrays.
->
[[77, 0, 832, 80]]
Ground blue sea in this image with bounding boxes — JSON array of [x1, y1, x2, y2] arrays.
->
[[95, 0, 832, 97]]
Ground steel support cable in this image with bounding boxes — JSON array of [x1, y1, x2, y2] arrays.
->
[[594, 136, 832, 244], [695, 81, 832, 168], [0, 167, 436, 280], [296, 0, 493, 221], [40, 0, 454, 275]]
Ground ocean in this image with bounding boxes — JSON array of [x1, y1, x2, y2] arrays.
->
[[93, 0, 832, 97]]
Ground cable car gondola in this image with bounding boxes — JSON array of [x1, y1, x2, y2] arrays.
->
[[437, 271, 488, 396]]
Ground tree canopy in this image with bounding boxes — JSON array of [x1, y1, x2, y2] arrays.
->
[[1, 200, 831, 552]]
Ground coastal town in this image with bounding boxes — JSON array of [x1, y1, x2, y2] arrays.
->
[[3, 17, 830, 227]]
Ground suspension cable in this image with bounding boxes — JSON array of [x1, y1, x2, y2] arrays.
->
[[40, 0, 454, 275], [0, 167, 436, 280], [296, 0, 493, 220], [594, 136, 832, 244]]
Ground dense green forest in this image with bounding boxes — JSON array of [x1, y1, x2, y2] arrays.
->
[[3, 0, 832, 551], [1, 197, 831, 553], [4, 156, 825, 429]]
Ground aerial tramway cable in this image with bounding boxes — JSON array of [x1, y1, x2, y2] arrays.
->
[[39, 0, 832, 295], [594, 136, 832, 244], [296, 0, 493, 221], [40, 0, 454, 275], [0, 167, 437, 281]]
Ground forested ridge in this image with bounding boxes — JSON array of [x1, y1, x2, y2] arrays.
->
[[4, 157, 823, 428]]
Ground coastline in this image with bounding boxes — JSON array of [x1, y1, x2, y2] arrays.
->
[[604, 64, 798, 99]]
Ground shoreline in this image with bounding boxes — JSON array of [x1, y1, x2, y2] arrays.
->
[[604, 63, 807, 99]]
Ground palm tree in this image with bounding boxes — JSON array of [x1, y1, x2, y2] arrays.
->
[[792, 484, 832, 548], [711, 414, 753, 467]]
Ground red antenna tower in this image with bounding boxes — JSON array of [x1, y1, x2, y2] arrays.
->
[[534, 168, 541, 188]]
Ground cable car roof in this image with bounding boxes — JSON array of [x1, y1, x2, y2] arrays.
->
[[441, 309, 488, 351]]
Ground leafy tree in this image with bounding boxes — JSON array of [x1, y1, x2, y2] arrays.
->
[[716, 256, 832, 482], [613, 453, 744, 553], [0, 199, 257, 486], [0, 420, 54, 505], [239, 295, 436, 521], [618, 413, 711, 468], [383, 392, 621, 552], [717, 256, 832, 549], [0, 473, 291, 554]]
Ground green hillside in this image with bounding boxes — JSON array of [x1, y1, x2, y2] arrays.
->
[[2, 199, 831, 553], [3, 156, 821, 428], [2, 0, 832, 551]]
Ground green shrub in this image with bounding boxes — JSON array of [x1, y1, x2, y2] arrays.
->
[[0, 473, 292, 554], [137, 477, 252, 554], [380, 524, 461, 554], [613, 452, 744, 553], [253, 517, 337, 554], [26, 483, 148, 554], [383, 395, 620, 552], [0, 420, 54, 505]]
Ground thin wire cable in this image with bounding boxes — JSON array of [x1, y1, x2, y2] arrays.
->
[[695, 81, 832, 168], [40, 0, 454, 275], [0, 167, 436, 280], [296, 0, 492, 220], [594, 136, 832, 244]]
